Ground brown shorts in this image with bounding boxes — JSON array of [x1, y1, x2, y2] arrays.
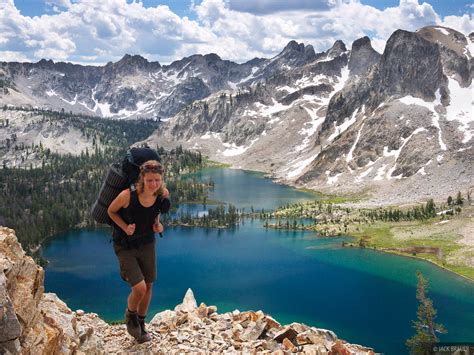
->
[[113, 241, 156, 287]]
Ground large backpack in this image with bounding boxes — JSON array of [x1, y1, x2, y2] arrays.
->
[[91, 147, 161, 224]]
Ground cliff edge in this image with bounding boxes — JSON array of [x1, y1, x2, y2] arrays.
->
[[0, 226, 375, 354]]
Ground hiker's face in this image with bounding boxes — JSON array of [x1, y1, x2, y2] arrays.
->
[[143, 172, 162, 192]]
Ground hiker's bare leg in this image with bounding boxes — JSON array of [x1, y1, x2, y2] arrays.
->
[[138, 282, 153, 317], [127, 281, 146, 312]]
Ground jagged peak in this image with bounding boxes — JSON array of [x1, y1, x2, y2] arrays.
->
[[105, 54, 161, 69], [386, 29, 417, 43], [326, 40, 347, 58], [35, 59, 56, 69], [167, 53, 223, 70], [37, 58, 55, 65], [282, 40, 305, 53], [204, 53, 222, 63], [382, 29, 422, 56], [277, 40, 316, 62], [117, 54, 148, 65], [348, 36, 381, 76], [304, 44, 316, 59], [351, 36, 374, 52]]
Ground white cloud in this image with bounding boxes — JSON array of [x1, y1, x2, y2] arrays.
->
[[191, 0, 443, 58], [0, 0, 472, 65], [0, 50, 30, 62], [441, 14, 474, 34], [46, 0, 72, 12], [0, 0, 214, 63]]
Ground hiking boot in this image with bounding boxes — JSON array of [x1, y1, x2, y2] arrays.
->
[[125, 309, 142, 339], [137, 315, 152, 343], [137, 332, 152, 343]]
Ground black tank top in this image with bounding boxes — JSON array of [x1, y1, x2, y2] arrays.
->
[[112, 186, 169, 248]]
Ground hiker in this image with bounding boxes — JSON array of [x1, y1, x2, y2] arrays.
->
[[107, 160, 170, 343]]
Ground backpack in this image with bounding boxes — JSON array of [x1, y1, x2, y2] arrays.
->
[[91, 147, 161, 225]]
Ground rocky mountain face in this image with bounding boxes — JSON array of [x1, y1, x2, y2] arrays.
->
[[0, 226, 101, 354], [0, 226, 374, 353], [0, 49, 290, 120], [295, 27, 473, 203], [0, 25, 472, 204], [144, 26, 473, 205]]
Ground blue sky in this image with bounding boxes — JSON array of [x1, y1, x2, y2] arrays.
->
[[14, 0, 473, 19], [15, 0, 199, 18], [1, 0, 473, 64]]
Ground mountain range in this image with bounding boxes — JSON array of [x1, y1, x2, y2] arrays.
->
[[0, 25, 472, 205]]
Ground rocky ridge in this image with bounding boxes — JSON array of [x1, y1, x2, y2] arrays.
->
[[145, 26, 473, 205], [1, 25, 472, 205], [0, 41, 314, 120], [0, 226, 374, 354]]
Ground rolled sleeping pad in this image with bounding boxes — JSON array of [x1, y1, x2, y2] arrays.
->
[[91, 163, 128, 224], [104, 162, 128, 188], [91, 200, 109, 224]]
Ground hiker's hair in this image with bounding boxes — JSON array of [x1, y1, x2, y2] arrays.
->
[[136, 160, 165, 197]]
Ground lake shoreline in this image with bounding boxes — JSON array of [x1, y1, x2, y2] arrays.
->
[[265, 221, 474, 283], [341, 241, 474, 283], [270, 198, 474, 281]]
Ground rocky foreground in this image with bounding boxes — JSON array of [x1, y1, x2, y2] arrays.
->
[[0, 226, 374, 354]]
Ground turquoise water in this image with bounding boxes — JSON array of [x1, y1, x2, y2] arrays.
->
[[182, 167, 318, 210], [42, 168, 474, 354]]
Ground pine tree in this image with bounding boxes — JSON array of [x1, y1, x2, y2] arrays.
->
[[425, 199, 436, 218], [406, 271, 446, 354]]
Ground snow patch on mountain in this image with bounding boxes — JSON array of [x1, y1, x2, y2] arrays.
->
[[255, 99, 291, 119], [346, 123, 364, 163], [326, 170, 342, 185], [355, 167, 373, 183], [294, 107, 325, 152], [328, 107, 361, 142], [221, 138, 258, 157], [163, 69, 185, 86], [332, 66, 350, 94], [230, 67, 259, 88], [445, 77, 473, 143], [60, 94, 78, 106], [286, 154, 318, 179], [434, 27, 450, 36], [398, 91, 446, 150]]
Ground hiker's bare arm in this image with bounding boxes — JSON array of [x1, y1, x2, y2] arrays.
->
[[108, 190, 135, 236], [163, 188, 170, 198], [153, 214, 163, 233]]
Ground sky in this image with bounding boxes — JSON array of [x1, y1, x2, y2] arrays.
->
[[0, 0, 473, 65]]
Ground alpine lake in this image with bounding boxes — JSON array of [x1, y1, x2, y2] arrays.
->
[[41, 167, 474, 354]]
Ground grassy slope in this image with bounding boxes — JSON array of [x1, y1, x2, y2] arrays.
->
[[273, 199, 473, 281], [346, 206, 474, 281]]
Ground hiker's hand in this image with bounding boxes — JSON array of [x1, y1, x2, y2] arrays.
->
[[153, 222, 163, 233], [125, 224, 136, 236], [163, 188, 170, 199]]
